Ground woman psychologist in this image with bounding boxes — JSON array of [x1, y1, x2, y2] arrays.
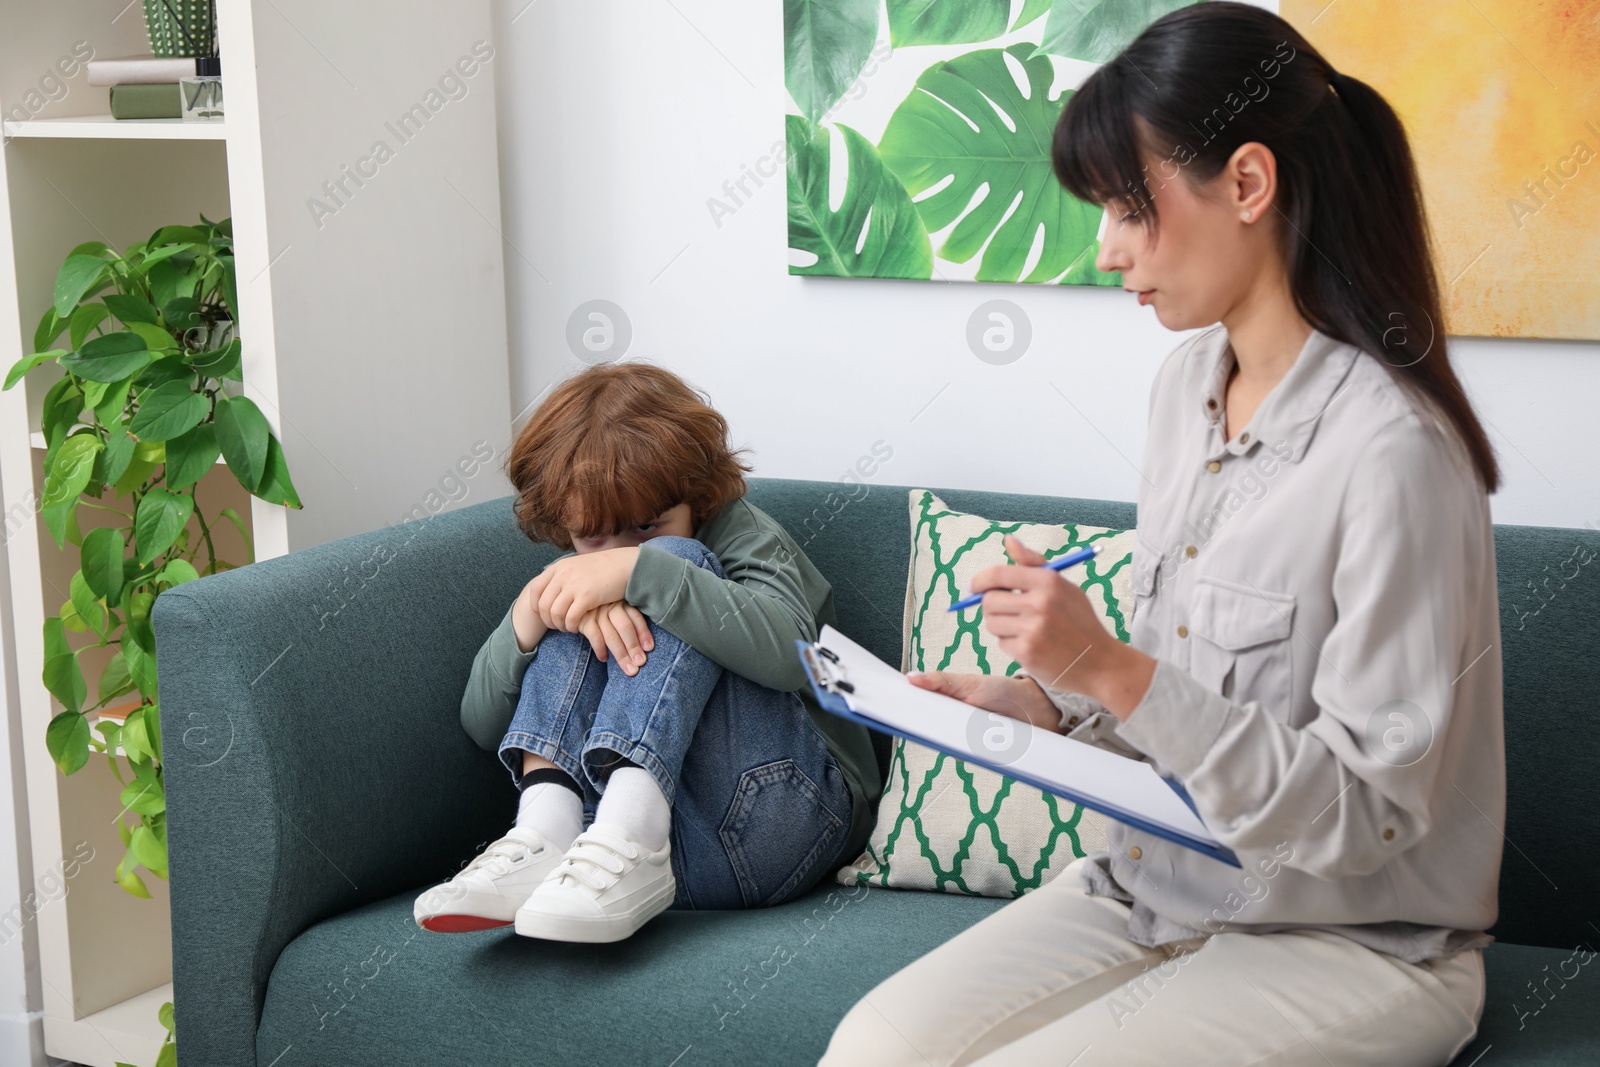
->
[[820, 4, 1503, 1066]]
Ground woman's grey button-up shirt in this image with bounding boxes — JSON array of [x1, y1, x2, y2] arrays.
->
[[1049, 326, 1504, 964]]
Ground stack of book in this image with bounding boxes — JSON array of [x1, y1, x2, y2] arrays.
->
[[87, 54, 205, 119]]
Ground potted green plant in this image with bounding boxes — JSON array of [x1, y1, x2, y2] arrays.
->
[[3, 214, 301, 1067]]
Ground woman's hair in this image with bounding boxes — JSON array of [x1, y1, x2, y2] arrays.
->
[[1053, 0, 1500, 493], [507, 361, 751, 548]]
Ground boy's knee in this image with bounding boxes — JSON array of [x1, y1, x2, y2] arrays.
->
[[641, 535, 722, 572]]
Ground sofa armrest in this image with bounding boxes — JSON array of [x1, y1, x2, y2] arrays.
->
[[155, 496, 554, 1067]]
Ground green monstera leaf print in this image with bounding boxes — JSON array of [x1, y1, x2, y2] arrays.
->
[[787, 114, 933, 280], [1034, 0, 1201, 64], [785, 0, 880, 123], [886, 0, 1054, 47], [878, 43, 1118, 284]]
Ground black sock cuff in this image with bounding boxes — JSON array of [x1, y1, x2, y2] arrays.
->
[[521, 766, 583, 798]]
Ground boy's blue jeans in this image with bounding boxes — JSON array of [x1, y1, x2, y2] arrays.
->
[[498, 536, 854, 910]]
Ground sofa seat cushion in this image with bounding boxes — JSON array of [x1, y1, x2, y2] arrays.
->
[[256, 877, 1596, 1067], [256, 879, 1007, 1066], [1451, 941, 1600, 1066]]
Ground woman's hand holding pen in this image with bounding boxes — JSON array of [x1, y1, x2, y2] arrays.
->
[[962, 534, 1155, 721]]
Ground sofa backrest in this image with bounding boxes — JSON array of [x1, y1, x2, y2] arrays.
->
[[743, 477, 1600, 952]]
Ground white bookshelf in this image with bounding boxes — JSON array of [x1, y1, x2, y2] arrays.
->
[[0, 2, 512, 1064], [2, 115, 229, 140]]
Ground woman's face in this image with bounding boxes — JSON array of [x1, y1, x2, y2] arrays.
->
[[568, 501, 694, 554], [1093, 149, 1276, 332]]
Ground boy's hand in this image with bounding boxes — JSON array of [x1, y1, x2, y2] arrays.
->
[[576, 601, 655, 675], [511, 578, 551, 653], [527, 547, 640, 632]]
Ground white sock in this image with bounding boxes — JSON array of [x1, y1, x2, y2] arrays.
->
[[514, 780, 583, 851], [593, 765, 671, 852]]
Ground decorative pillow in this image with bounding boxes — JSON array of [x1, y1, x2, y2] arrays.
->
[[835, 490, 1138, 898]]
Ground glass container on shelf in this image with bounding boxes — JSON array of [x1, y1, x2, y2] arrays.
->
[[180, 56, 223, 121]]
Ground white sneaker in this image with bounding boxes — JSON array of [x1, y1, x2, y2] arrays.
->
[[513, 824, 675, 943], [413, 827, 563, 933]]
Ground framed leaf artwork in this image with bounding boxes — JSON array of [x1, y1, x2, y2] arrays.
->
[[782, 0, 1200, 284]]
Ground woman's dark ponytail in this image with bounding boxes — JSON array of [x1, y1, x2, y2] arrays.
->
[[1054, 1, 1500, 494]]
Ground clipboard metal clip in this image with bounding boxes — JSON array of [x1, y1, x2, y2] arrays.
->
[[802, 643, 855, 694]]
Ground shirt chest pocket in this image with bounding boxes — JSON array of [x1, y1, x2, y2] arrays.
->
[[1185, 576, 1296, 719]]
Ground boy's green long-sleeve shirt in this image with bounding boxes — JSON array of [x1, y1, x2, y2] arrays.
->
[[459, 497, 881, 871]]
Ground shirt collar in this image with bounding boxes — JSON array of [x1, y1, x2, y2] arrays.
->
[[1199, 327, 1359, 463]]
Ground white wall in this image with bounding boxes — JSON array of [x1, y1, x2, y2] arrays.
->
[[490, 0, 1599, 531]]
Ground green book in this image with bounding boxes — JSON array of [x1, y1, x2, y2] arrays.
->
[[109, 83, 181, 120]]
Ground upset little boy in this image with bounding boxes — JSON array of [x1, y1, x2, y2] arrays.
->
[[413, 361, 879, 942]]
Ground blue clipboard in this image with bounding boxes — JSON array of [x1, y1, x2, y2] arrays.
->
[[797, 639, 1241, 868]]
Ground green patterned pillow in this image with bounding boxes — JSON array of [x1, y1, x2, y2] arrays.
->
[[835, 489, 1138, 898]]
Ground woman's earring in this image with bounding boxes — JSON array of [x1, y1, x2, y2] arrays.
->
[[1240, 210, 1252, 221]]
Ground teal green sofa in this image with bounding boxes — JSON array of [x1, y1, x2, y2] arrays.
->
[[155, 478, 1600, 1066]]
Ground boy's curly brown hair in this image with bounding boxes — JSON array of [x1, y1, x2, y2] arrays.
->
[[506, 361, 752, 549]]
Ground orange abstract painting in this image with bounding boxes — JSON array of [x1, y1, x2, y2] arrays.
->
[[1283, 0, 1600, 339]]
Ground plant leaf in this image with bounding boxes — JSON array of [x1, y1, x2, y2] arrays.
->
[[42, 654, 87, 716], [156, 558, 200, 587], [164, 422, 221, 490], [785, 0, 880, 123], [214, 395, 270, 489], [144, 703, 162, 762], [220, 252, 239, 326], [103, 293, 162, 326], [146, 259, 196, 308], [81, 527, 128, 605], [99, 649, 135, 707], [786, 115, 933, 279], [140, 242, 193, 268], [128, 381, 208, 442], [1034, 0, 1199, 63], [886, 0, 1009, 46], [128, 321, 177, 352], [43, 616, 71, 660], [1013, 0, 1052, 31], [121, 711, 151, 762], [189, 337, 241, 380], [95, 378, 136, 431], [34, 306, 65, 354], [254, 433, 303, 508], [878, 45, 1116, 284], [135, 354, 191, 391], [113, 451, 160, 498], [40, 375, 83, 453], [41, 433, 103, 548], [69, 570, 107, 638], [122, 635, 158, 700], [60, 331, 153, 383], [161, 296, 202, 333], [68, 303, 110, 349], [60, 599, 89, 633], [134, 487, 195, 565], [131, 823, 167, 874], [4, 349, 65, 391], [46, 711, 91, 775], [115, 864, 152, 898], [54, 254, 109, 318]]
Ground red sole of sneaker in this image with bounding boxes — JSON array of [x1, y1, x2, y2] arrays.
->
[[420, 915, 514, 933]]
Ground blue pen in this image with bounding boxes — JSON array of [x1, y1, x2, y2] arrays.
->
[[947, 545, 1099, 612]]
